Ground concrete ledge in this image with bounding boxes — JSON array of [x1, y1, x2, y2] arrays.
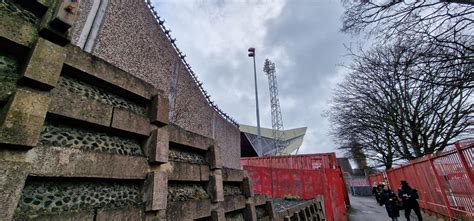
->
[[25, 211, 95, 221], [29, 146, 148, 179], [96, 207, 144, 221], [166, 199, 212, 220], [111, 108, 150, 136], [0, 9, 38, 49], [222, 168, 245, 182], [64, 45, 155, 100], [169, 125, 214, 151], [0, 88, 50, 148], [167, 161, 203, 181], [223, 195, 246, 213], [144, 171, 168, 211], [21, 38, 66, 90], [49, 87, 113, 127]]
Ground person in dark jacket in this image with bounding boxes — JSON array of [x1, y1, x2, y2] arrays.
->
[[380, 185, 400, 221], [398, 180, 423, 221], [376, 183, 385, 206], [372, 182, 382, 204]]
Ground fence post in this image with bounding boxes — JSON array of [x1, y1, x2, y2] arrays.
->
[[429, 155, 455, 220], [455, 143, 474, 185]]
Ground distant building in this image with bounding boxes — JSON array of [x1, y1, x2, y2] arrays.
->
[[240, 124, 307, 157], [337, 157, 353, 175]]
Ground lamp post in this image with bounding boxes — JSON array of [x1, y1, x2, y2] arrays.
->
[[248, 47, 262, 155]]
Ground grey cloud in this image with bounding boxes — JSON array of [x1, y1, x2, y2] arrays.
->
[[153, 0, 351, 155]]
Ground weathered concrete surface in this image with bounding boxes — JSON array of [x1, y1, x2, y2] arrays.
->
[[144, 171, 168, 212], [166, 199, 212, 220], [222, 168, 245, 182], [0, 161, 29, 221], [223, 195, 247, 213], [0, 88, 50, 147], [64, 45, 156, 100], [86, 0, 241, 169], [0, 3, 38, 48], [49, 86, 113, 127], [167, 161, 202, 181], [150, 93, 169, 126], [111, 108, 150, 136], [168, 125, 214, 151], [28, 146, 148, 179], [96, 208, 144, 221], [22, 38, 66, 89], [145, 127, 169, 164], [27, 212, 95, 221]]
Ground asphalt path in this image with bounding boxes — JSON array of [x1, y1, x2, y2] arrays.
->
[[347, 195, 427, 221], [348, 195, 395, 221]]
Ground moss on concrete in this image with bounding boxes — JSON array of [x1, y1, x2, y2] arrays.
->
[[0, 0, 39, 24]]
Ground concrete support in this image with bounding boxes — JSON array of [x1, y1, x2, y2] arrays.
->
[[209, 169, 224, 203], [21, 38, 66, 89], [150, 93, 169, 127], [143, 171, 168, 211], [145, 127, 169, 164], [209, 144, 223, 169], [243, 202, 257, 221], [0, 88, 50, 148]]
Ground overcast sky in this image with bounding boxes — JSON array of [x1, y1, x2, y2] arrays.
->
[[152, 0, 353, 156]]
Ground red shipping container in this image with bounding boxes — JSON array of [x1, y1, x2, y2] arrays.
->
[[241, 152, 338, 170]]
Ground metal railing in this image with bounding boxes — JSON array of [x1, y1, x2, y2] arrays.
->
[[368, 140, 474, 220]]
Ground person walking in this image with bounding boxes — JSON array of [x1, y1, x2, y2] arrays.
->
[[398, 180, 423, 221], [380, 185, 401, 221], [376, 182, 385, 206], [372, 182, 382, 204]]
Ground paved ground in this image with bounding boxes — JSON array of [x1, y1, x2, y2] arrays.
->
[[348, 195, 394, 221], [348, 195, 429, 221]]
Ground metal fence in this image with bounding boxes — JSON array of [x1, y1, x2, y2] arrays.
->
[[368, 140, 474, 220]]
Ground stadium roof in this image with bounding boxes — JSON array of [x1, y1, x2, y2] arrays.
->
[[240, 124, 307, 156]]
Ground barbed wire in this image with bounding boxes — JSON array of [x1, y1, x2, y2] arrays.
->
[[145, 0, 239, 127]]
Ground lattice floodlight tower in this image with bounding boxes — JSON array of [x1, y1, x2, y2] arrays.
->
[[263, 59, 287, 155]]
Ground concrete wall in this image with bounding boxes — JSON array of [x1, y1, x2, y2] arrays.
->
[[0, 1, 250, 220], [68, 0, 241, 169]]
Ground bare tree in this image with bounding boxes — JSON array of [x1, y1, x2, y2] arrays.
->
[[328, 39, 472, 166], [341, 0, 474, 88]]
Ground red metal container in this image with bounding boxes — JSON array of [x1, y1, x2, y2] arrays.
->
[[241, 152, 338, 170]]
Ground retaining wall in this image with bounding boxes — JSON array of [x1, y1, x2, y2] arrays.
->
[[0, 0, 245, 220]]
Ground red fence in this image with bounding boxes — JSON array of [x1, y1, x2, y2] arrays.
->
[[368, 140, 474, 220], [243, 165, 348, 221]]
